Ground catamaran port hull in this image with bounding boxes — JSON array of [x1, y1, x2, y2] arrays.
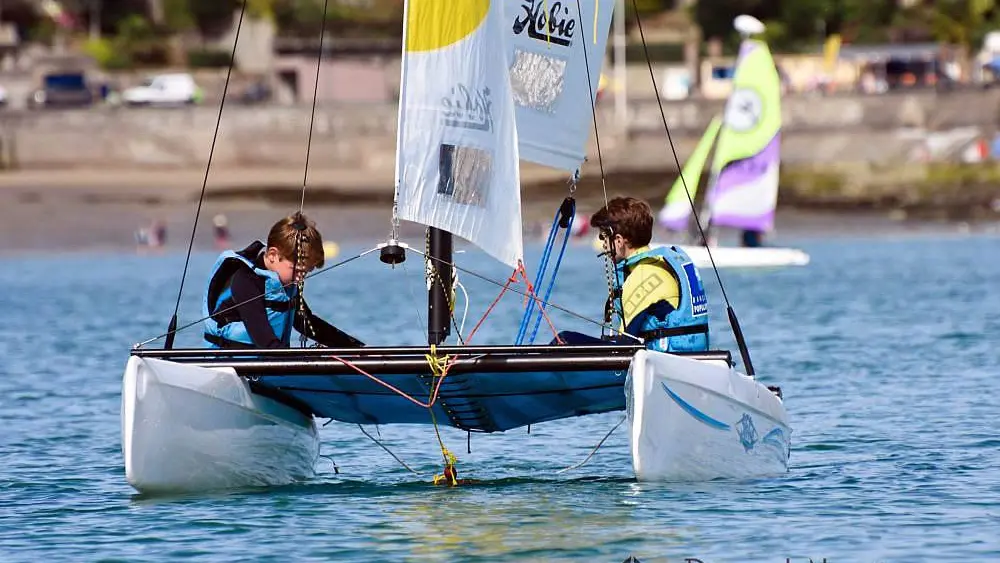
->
[[121, 356, 319, 494], [628, 350, 791, 481]]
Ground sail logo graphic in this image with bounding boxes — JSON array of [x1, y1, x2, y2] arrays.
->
[[682, 262, 708, 317], [442, 84, 493, 131], [405, 0, 490, 52], [724, 87, 763, 132], [512, 0, 577, 47], [737, 413, 758, 452]]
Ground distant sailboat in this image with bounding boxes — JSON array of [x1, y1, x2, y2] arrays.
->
[[653, 16, 809, 269]]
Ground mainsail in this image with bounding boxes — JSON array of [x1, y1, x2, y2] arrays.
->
[[394, 0, 524, 268], [504, 0, 616, 172], [705, 39, 782, 232], [658, 115, 721, 232]]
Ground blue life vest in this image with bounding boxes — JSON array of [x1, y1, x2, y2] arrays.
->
[[616, 245, 709, 352], [203, 241, 295, 348]]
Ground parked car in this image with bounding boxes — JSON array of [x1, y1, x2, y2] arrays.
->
[[30, 72, 94, 108], [0, 85, 7, 108], [122, 73, 202, 106]]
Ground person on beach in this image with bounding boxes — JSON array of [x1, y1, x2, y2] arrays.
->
[[135, 219, 167, 251], [212, 213, 231, 250], [203, 212, 363, 349], [554, 197, 710, 352]]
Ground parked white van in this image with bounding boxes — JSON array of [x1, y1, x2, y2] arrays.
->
[[122, 73, 202, 106]]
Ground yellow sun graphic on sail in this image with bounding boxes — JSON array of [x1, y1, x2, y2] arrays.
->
[[405, 0, 490, 52]]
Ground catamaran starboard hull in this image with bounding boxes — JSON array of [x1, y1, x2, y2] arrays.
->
[[121, 356, 319, 494], [627, 350, 790, 481]]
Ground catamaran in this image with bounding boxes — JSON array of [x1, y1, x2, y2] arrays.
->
[[121, 4, 790, 493], [653, 15, 809, 270]]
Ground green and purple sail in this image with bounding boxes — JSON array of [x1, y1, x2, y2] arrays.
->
[[707, 38, 782, 232], [659, 38, 782, 233]]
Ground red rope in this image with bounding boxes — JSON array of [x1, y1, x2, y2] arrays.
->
[[465, 269, 519, 343], [327, 354, 456, 409], [516, 262, 563, 344], [324, 263, 565, 410]]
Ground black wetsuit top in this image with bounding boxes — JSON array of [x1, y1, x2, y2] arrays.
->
[[227, 256, 364, 349]]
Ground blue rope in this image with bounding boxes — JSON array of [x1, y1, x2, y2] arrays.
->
[[515, 205, 562, 344], [516, 198, 576, 345], [527, 211, 574, 344]]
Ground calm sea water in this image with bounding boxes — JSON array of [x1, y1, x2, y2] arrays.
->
[[1, 232, 998, 562]]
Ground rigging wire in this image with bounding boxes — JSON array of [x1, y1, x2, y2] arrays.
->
[[517, 2, 608, 340], [134, 246, 379, 348], [573, 0, 612, 211], [163, 0, 248, 350], [630, 0, 756, 375], [290, 0, 331, 347], [556, 415, 626, 474], [572, 0, 626, 327], [357, 425, 422, 475], [299, 0, 331, 212], [516, 201, 570, 345], [527, 208, 575, 344], [407, 246, 640, 342]]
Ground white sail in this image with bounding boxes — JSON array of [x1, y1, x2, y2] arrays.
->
[[395, 0, 523, 268], [504, 0, 616, 172]]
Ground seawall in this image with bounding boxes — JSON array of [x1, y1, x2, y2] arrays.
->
[[1, 89, 999, 219]]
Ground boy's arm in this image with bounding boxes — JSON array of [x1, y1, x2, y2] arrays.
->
[[230, 269, 285, 348], [295, 298, 365, 348]]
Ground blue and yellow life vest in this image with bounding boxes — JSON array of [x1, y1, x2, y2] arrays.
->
[[202, 241, 295, 348], [615, 245, 709, 352]]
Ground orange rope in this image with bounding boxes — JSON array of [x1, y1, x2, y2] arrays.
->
[[325, 263, 564, 410], [328, 354, 456, 409], [516, 262, 564, 344], [465, 270, 519, 343]]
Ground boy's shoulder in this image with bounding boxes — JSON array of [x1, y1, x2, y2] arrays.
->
[[231, 240, 265, 262]]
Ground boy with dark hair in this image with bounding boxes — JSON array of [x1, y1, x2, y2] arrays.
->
[[203, 212, 363, 349], [558, 197, 710, 352]]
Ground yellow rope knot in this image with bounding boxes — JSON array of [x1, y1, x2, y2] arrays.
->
[[424, 344, 452, 381], [432, 447, 459, 487], [426, 344, 460, 486]]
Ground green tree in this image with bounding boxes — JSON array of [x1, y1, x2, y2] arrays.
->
[[925, 0, 997, 49], [919, 0, 999, 78]]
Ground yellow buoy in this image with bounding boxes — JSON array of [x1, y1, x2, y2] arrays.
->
[[323, 241, 340, 259]]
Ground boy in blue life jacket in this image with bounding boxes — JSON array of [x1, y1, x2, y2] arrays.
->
[[555, 197, 709, 353], [203, 212, 363, 349]]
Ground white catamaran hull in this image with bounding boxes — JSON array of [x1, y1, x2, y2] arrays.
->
[[656, 243, 810, 269], [121, 356, 319, 494], [627, 350, 791, 481]]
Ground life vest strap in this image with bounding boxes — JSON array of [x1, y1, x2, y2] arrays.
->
[[640, 324, 709, 342]]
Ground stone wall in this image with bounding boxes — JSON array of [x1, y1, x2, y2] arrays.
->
[[1, 88, 998, 172]]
